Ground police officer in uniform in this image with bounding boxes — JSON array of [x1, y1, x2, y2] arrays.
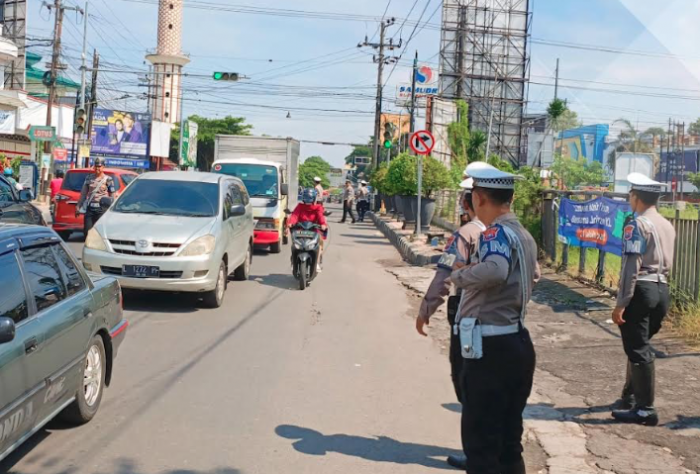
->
[[76, 157, 115, 236], [449, 163, 539, 474], [416, 174, 486, 470], [611, 173, 675, 426]]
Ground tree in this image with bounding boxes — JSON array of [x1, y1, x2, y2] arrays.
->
[[299, 156, 331, 188], [447, 100, 488, 187], [689, 118, 700, 137], [551, 109, 581, 132], [344, 138, 373, 176], [551, 155, 606, 189], [170, 115, 252, 170], [644, 127, 666, 139]]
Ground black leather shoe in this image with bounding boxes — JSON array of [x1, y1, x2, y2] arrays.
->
[[446, 454, 467, 470], [612, 394, 636, 410], [612, 407, 659, 426]]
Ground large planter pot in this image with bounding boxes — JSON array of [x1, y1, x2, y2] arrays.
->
[[405, 196, 437, 232], [401, 195, 416, 224], [394, 195, 405, 219]]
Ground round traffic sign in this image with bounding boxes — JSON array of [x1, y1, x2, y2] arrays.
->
[[409, 130, 435, 155]]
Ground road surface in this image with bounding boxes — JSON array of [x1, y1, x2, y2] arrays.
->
[[2, 210, 463, 474]]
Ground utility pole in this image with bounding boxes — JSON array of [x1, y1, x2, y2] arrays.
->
[[409, 51, 418, 134], [85, 50, 99, 167], [178, 83, 185, 169], [359, 18, 399, 168], [80, 0, 89, 111], [554, 58, 560, 100], [681, 122, 686, 201]]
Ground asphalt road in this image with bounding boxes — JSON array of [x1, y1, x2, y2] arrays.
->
[[2, 209, 462, 474]]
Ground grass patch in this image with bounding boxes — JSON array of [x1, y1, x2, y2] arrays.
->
[[659, 204, 700, 220], [668, 287, 700, 344], [553, 242, 622, 289]]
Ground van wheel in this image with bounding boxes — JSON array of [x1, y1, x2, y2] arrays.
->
[[203, 261, 227, 308], [234, 243, 252, 281], [269, 241, 281, 254], [60, 335, 106, 425]]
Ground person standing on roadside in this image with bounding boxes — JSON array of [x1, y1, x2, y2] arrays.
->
[[356, 180, 370, 222], [314, 177, 324, 203], [0, 155, 10, 174], [611, 173, 675, 427], [50, 169, 64, 200], [449, 162, 539, 474], [76, 158, 114, 236], [339, 179, 356, 224], [415, 174, 485, 471]]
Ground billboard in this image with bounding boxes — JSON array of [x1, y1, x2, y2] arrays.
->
[[396, 65, 438, 107], [556, 125, 609, 164], [91, 108, 151, 158]]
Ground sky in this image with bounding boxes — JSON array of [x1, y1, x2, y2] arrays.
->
[[27, 0, 700, 167]]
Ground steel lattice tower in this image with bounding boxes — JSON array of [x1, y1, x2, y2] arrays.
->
[[438, 0, 532, 165]]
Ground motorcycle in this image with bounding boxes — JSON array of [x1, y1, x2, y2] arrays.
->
[[290, 221, 325, 290]]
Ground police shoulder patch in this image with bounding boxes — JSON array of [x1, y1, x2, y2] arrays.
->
[[622, 219, 646, 255], [482, 226, 501, 242], [480, 224, 512, 263]]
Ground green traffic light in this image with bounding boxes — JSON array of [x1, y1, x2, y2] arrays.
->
[[384, 140, 392, 149], [213, 72, 224, 80]]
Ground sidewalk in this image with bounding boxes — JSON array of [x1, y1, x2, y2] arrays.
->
[[385, 261, 700, 474]]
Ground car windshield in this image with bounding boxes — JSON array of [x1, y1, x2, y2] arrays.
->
[[213, 164, 278, 198], [114, 179, 219, 217], [122, 174, 137, 186]]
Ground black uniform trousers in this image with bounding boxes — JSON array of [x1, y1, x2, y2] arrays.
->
[[620, 281, 670, 364], [461, 329, 536, 474], [447, 296, 464, 403], [341, 200, 356, 223], [84, 208, 106, 236]]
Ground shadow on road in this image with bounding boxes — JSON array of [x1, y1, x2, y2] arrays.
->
[[250, 273, 297, 290], [122, 290, 199, 314], [275, 425, 460, 470], [2, 454, 242, 474], [441, 403, 461, 414]]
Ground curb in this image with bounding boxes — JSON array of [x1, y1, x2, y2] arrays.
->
[[368, 211, 441, 266]]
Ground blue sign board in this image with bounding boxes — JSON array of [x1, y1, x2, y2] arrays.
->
[[558, 197, 632, 256], [89, 157, 149, 169]]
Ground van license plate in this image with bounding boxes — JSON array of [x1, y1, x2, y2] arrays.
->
[[122, 265, 160, 278]]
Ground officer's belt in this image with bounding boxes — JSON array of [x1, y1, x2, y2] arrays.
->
[[638, 273, 668, 284], [481, 323, 520, 337]]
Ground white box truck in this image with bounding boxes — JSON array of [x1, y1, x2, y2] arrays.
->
[[212, 135, 299, 253]]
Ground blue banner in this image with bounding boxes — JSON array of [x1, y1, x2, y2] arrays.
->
[[558, 197, 632, 256], [89, 157, 149, 169]]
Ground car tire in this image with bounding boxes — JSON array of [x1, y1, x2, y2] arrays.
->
[[60, 335, 106, 425], [269, 241, 281, 254], [234, 243, 252, 281], [203, 260, 227, 308], [58, 231, 71, 241]]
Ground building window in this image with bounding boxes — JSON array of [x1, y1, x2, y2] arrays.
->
[[165, 92, 170, 98], [166, 73, 171, 78], [165, 112, 170, 118]]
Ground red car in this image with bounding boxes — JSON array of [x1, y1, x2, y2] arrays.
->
[[52, 168, 138, 240]]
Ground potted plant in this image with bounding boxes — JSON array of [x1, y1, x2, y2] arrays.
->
[[386, 153, 416, 220], [408, 156, 452, 231], [370, 163, 389, 212]]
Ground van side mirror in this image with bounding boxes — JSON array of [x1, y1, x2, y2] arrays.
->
[[18, 189, 33, 202], [0, 317, 16, 344], [230, 204, 246, 217], [280, 183, 289, 196]]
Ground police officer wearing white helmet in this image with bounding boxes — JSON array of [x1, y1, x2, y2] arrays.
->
[[313, 177, 324, 204], [448, 162, 539, 474], [416, 172, 485, 469], [611, 173, 675, 426]]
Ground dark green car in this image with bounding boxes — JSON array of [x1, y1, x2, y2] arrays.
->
[[0, 224, 128, 462]]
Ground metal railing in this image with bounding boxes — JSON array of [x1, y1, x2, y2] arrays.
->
[[433, 189, 462, 227], [542, 190, 700, 300]]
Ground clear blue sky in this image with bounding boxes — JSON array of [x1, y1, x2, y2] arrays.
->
[[28, 0, 700, 167]]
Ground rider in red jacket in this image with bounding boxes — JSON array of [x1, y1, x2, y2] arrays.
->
[[287, 188, 328, 271]]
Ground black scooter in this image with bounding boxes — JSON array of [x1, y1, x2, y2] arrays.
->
[[290, 221, 324, 290]]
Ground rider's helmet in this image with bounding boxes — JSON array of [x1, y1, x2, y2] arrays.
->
[[3, 167, 12, 177], [301, 188, 318, 205]]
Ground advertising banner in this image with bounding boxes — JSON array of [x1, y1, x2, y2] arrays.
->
[[187, 121, 198, 166], [91, 108, 151, 158], [0, 109, 16, 135], [89, 156, 150, 169], [558, 197, 632, 256]]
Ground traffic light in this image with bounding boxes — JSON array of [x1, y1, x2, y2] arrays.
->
[[213, 72, 240, 81], [74, 108, 87, 134], [383, 122, 395, 149]]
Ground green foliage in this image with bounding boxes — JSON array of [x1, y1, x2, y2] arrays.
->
[[688, 173, 700, 194], [644, 127, 666, 138], [689, 118, 700, 137], [447, 100, 488, 187], [551, 109, 581, 132], [547, 98, 568, 122], [369, 163, 389, 194], [170, 115, 252, 170], [385, 153, 452, 197], [299, 156, 331, 188], [551, 155, 606, 189]]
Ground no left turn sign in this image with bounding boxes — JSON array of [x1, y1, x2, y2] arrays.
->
[[410, 130, 435, 155]]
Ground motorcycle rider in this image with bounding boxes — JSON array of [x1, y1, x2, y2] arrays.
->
[[287, 188, 328, 272]]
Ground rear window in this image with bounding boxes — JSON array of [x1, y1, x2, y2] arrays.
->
[[62, 171, 121, 192]]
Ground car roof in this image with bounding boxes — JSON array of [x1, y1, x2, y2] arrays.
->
[[135, 171, 229, 184], [0, 223, 57, 242], [67, 168, 137, 174]]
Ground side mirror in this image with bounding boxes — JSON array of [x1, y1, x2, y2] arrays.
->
[[230, 204, 246, 217], [18, 189, 33, 202], [0, 317, 16, 344], [280, 183, 289, 196], [283, 208, 291, 215]]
